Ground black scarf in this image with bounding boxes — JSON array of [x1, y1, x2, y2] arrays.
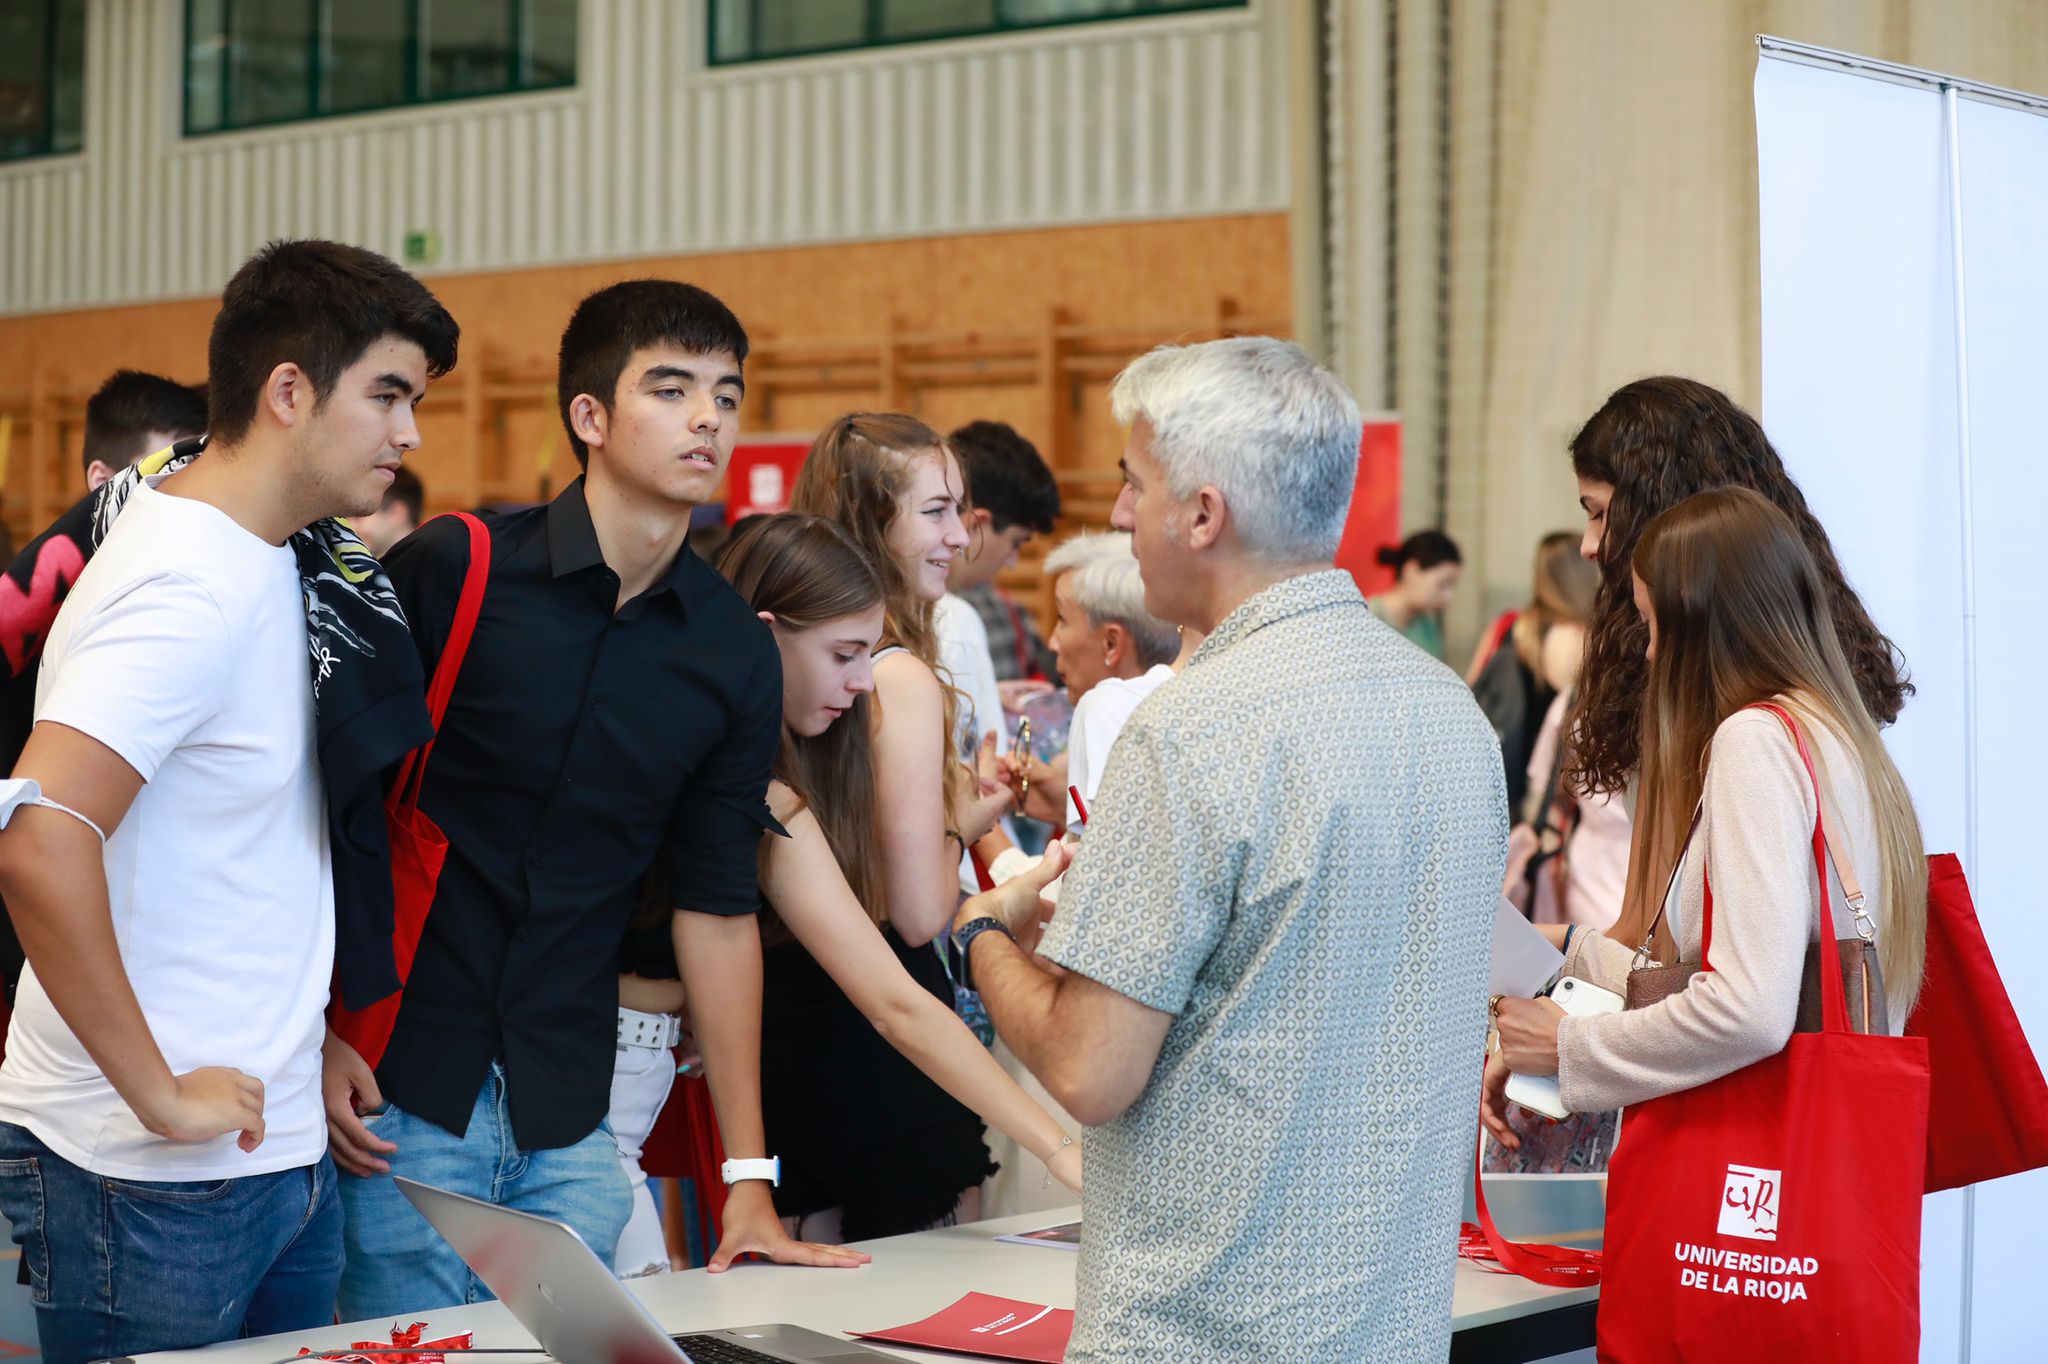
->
[[0, 439, 430, 1009]]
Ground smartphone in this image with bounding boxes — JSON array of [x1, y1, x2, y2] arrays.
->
[[1503, 976, 1626, 1122]]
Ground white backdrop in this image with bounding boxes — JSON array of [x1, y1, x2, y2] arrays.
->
[[1757, 44, 2048, 1364]]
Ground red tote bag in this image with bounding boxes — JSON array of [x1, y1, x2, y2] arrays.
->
[[1908, 854, 2048, 1192], [328, 512, 491, 1070], [1598, 713, 1930, 1362]]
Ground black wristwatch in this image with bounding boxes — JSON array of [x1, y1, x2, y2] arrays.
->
[[953, 915, 1014, 994]]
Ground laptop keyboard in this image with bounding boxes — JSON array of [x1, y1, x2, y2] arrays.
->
[[670, 1333, 792, 1363]]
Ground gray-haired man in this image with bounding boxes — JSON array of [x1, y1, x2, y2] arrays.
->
[[956, 338, 1507, 1361]]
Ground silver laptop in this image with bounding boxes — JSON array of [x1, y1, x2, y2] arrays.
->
[[394, 1177, 900, 1364]]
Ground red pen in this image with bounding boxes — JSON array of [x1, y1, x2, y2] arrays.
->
[[1068, 785, 1088, 827]]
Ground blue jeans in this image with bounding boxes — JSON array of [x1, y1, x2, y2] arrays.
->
[[337, 1062, 630, 1321], [0, 1121, 341, 1364]]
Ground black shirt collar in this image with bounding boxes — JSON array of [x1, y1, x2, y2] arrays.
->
[[545, 476, 702, 613]]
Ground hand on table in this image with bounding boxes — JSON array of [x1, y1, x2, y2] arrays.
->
[[708, 1181, 871, 1272]]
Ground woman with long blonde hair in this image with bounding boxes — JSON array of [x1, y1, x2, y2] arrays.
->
[[789, 414, 1013, 949], [777, 417, 1018, 1237], [1485, 485, 1926, 1134]]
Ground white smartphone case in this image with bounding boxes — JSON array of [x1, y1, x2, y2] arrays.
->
[[1503, 976, 1626, 1121]]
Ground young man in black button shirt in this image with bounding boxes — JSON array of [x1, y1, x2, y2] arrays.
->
[[322, 281, 865, 1318]]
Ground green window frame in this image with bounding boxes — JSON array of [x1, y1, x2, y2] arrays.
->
[[183, 0, 579, 138], [0, 0, 86, 164], [707, 0, 1249, 68]]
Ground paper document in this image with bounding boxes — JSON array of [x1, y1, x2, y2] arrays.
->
[[853, 1292, 1074, 1363], [994, 1220, 1080, 1250], [1490, 895, 1564, 998]]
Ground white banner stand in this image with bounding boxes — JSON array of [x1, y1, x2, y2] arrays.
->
[[1756, 38, 2048, 1364]]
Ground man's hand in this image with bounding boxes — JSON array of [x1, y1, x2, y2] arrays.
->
[[140, 1067, 266, 1152], [323, 1028, 398, 1176], [953, 843, 1067, 954], [707, 1182, 871, 1272]]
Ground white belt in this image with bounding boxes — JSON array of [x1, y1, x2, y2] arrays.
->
[[617, 1005, 682, 1051]]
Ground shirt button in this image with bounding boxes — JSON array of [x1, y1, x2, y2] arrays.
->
[[527, 850, 542, 868]]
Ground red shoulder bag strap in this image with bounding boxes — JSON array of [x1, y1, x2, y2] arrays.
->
[[390, 512, 492, 811], [1698, 701, 1851, 1033]]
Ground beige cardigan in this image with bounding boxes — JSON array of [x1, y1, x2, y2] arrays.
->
[[1555, 706, 1897, 1114]]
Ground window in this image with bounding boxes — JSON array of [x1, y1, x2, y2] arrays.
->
[[708, 0, 1245, 66], [0, 0, 86, 163], [184, 0, 578, 136]]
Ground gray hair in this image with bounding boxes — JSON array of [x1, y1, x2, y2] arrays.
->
[[1110, 337, 1363, 563], [1044, 531, 1181, 669]]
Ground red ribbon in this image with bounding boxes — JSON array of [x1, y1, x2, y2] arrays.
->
[[298, 1322, 476, 1364]]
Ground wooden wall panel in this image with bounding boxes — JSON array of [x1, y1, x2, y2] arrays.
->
[[0, 213, 1291, 590]]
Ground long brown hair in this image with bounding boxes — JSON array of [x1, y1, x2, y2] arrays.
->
[[1563, 378, 1911, 949], [717, 514, 891, 925], [789, 412, 968, 825], [1629, 487, 1926, 1014], [1510, 531, 1596, 674], [791, 413, 956, 662], [1566, 377, 1909, 801]]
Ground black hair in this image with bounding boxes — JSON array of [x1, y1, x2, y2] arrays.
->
[[1375, 529, 1461, 572], [383, 465, 424, 522], [557, 280, 750, 468], [1566, 374, 1908, 798], [948, 420, 1061, 534], [206, 239, 459, 445], [82, 370, 209, 474]]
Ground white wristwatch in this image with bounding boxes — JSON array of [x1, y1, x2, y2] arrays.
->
[[720, 1156, 781, 1188]]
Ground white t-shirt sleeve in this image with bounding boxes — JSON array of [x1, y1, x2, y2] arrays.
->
[[935, 594, 1003, 757], [1065, 693, 1098, 828], [36, 571, 236, 783]]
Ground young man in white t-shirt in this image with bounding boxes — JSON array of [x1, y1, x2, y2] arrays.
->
[[0, 240, 459, 1364], [933, 421, 1061, 885]]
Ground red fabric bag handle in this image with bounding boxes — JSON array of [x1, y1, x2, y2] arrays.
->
[[1700, 701, 1852, 1034], [390, 512, 491, 814]]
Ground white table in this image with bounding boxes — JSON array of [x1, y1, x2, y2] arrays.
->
[[140, 1209, 1595, 1364]]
